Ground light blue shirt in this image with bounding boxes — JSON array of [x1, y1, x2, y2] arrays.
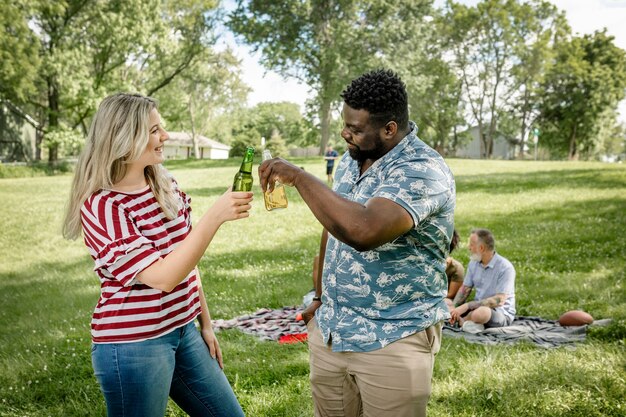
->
[[315, 122, 456, 352], [464, 253, 516, 320]]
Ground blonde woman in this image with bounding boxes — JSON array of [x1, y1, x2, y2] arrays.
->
[[63, 93, 250, 417]]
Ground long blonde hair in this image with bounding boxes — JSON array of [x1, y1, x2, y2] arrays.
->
[[63, 93, 179, 240]]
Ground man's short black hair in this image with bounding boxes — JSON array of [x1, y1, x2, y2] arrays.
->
[[340, 69, 409, 130]]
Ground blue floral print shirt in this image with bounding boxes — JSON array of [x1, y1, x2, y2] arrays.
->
[[315, 122, 456, 352]]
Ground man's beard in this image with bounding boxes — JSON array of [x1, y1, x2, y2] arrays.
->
[[469, 251, 482, 262], [348, 134, 386, 162]]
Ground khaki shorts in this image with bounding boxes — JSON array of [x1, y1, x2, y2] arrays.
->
[[307, 318, 442, 417], [485, 308, 514, 328]]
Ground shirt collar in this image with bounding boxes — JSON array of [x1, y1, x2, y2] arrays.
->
[[482, 252, 498, 269]]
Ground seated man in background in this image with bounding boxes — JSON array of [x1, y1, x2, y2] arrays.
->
[[449, 228, 516, 333]]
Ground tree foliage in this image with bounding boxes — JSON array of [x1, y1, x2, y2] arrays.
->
[[405, 50, 468, 156], [154, 47, 250, 158], [229, 101, 309, 156], [441, 0, 565, 158], [2, 0, 625, 163], [1, 0, 227, 162], [228, 0, 432, 155], [506, 0, 568, 158], [538, 30, 626, 160], [0, 2, 40, 103]]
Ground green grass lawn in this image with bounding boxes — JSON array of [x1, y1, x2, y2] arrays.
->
[[0, 158, 624, 416]]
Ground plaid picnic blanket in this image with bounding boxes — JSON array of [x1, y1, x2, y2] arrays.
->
[[212, 306, 610, 348], [442, 316, 611, 348], [212, 306, 306, 342]]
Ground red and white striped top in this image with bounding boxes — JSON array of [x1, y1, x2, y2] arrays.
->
[[80, 179, 201, 343]]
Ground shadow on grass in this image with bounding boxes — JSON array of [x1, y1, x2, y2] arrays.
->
[[196, 234, 319, 319], [460, 197, 626, 273], [431, 341, 624, 416], [0, 257, 105, 416], [456, 167, 626, 194], [0, 257, 97, 337]]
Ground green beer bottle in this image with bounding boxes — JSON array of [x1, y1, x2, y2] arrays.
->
[[232, 147, 254, 191]]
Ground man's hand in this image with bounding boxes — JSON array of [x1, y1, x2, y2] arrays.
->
[[258, 157, 303, 192], [301, 300, 322, 325], [449, 303, 469, 325]]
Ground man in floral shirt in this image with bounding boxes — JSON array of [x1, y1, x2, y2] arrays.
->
[[259, 69, 455, 417]]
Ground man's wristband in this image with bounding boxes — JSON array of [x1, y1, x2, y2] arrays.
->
[[312, 296, 321, 302]]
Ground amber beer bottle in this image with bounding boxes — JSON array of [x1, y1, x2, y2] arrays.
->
[[232, 147, 254, 191], [262, 149, 288, 211]]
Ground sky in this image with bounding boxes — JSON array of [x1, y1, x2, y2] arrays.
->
[[220, 0, 626, 121]]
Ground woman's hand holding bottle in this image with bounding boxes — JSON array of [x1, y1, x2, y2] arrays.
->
[[208, 188, 253, 225]]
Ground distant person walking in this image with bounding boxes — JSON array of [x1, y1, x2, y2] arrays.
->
[[323, 144, 339, 184], [63, 93, 251, 417]]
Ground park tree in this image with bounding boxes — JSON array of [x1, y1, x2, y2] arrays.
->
[[264, 129, 289, 158], [405, 57, 467, 156], [0, 2, 39, 104], [0, 1, 42, 161], [357, 5, 465, 156], [400, 20, 467, 157], [229, 101, 310, 156], [507, 0, 567, 158], [228, 0, 432, 155], [538, 30, 626, 160], [251, 102, 308, 147], [440, 0, 564, 158], [2, 0, 223, 162], [154, 47, 250, 158], [591, 110, 625, 160], [28, 0, 160, 162]]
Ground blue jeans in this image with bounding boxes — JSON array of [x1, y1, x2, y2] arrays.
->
[[91, 322, 244, 417]]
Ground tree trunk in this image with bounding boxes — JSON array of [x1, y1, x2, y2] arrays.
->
[[478, 124, 487, 159], [568, 124, 578, 160], [519, 119, 528, 159], [451, 125, 459, 155], [47, 79, 60, 164], [318, 99, 331, 156], [486, 118, 497, 159], [35, 128, 43, 161], [188, 98, 199, 159]]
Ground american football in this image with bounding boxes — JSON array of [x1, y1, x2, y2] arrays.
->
[[558, 310, 594, 326]]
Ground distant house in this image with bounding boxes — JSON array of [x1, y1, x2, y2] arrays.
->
[[454, 125, 518, 159], [0, 100, 38, 162], [164, 131, 230, 160]]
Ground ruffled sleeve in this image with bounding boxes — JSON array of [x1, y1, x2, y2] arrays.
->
[[81, 192, 161, 287]]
